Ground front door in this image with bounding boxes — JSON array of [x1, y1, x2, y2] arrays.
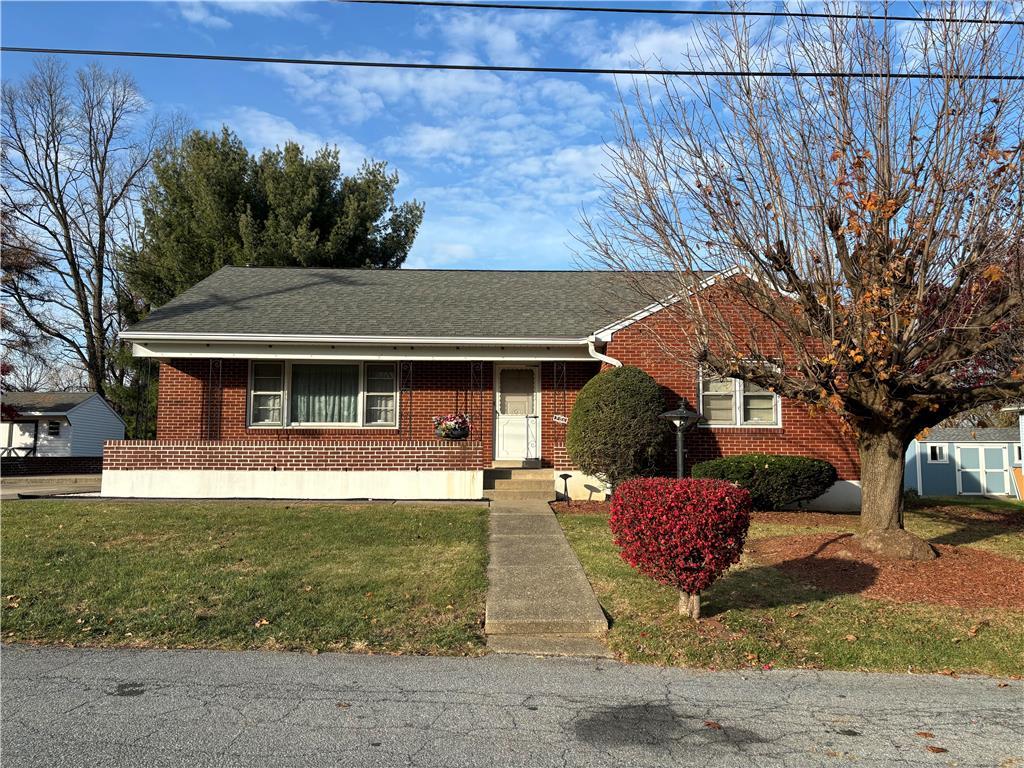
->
[[494, 366, 540, 461], [956, 445, 1009, 495]]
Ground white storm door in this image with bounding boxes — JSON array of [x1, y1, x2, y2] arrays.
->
[[495, 366, 540, 461]]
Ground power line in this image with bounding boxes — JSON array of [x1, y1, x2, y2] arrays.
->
[[344, 0, 1024, 26], [3, 46, 1023, 80]]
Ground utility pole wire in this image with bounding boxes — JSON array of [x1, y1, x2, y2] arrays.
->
[[2, 47, 1023, 80], [344, 0, 1024, 26]]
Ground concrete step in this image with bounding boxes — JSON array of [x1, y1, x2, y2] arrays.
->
[[484, 478, 553, 491], [487, 634, 613, 658], [485, 488, 555, 501], [485, 468, 552, 481], [491, 459, 542, 469]]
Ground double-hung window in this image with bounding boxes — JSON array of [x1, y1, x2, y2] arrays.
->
[[250, 362, 284, 426], [248, 361, 398, 428], [699, 371, 780, 427], [363, 364, 397, 426]]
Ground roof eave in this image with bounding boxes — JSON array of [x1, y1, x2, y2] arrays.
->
[[120, 331, 591, 347]]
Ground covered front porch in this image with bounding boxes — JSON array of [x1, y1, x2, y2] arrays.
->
[[104, 338, 607, 499]]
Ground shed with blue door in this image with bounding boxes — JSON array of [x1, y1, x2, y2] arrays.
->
[[905, 427, 1022, 499]]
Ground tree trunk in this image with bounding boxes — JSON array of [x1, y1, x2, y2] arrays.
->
[[857, 429, 936, 561], [678, 591, 701, 620]]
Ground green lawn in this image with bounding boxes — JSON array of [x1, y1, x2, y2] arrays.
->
[[745, 499, 1024, 560], [559, 500, 1024, 675], [1, 500, 488, 655]]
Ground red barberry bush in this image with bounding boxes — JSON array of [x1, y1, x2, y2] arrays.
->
[[609, 477, 753, 619]]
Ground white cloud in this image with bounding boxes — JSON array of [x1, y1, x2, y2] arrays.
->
[[403, 242, 477, 270], [207, 107, 369, 170], [178, 1, 231, 29], [179, 0, 319, 28], [381, 124, 467, 163], [247, 11, 625, 269], [263, 55, 512, 125], [433, 11, 559, 67], [583, 20, 708, 70]]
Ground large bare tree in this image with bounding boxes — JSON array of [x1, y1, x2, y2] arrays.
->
[[2, 58, 158, 396], [583, 4, 1023, 560]]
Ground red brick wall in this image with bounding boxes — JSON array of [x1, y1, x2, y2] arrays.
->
[[103, 440, 485, 471], [605, 304, 860, 481], [540, 361, 601, 469], [160, 360, 491, 436], [153, 359, 598, 471], [146, 323, 856, 482]]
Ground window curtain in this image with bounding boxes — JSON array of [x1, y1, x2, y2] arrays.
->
[[290, 364, 359, 423]]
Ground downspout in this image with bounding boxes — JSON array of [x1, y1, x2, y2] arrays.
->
[[587, 336, 621, 368]]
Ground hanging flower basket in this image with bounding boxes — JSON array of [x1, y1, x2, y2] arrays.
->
[[433, 413, 470, 440]]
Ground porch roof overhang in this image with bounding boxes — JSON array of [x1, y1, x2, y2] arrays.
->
[[125, 332, 599, 362]]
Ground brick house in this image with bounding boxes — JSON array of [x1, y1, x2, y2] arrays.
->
[[103, 267, 860, 508]]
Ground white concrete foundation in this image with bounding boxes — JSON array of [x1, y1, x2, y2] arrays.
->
[[102, 469, 484, 500], [553, 470, 609, 502]]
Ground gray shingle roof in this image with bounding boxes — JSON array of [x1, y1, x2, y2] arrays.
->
[[926, 427, 1021, 443], [2, 391, 95, 414], [124, 267, 693, 340]]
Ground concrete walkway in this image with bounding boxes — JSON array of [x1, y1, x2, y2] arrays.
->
[[485, 500, 610, 656]]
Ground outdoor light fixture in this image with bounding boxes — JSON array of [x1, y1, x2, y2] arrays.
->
[[660, 402, 702, 478]]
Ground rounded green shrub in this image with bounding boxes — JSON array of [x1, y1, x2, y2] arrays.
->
[[691, 453, 837, 510], [566, 366, 669, 489]]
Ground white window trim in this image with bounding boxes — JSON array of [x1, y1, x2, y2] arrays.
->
[[1014, 443, 1022, 465], [697, 368, 782, 429], [926, 443, 948, 464], [247, 360, 400, 430]]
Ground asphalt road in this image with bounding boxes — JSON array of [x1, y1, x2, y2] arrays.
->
[[1, 645, 1020, 767]]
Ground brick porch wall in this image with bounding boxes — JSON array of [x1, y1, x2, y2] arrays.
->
[[540, 361, 600, 469], [150, 358, 598, 471], [103, 440, 486, 471]]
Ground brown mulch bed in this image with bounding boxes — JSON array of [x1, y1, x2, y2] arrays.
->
[[550, 500, 610, 515], [747, 533, 1024, 610]]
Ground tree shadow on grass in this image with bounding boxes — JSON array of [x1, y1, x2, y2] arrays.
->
[[699, 536, 879, 617], [907, 500, 1024, 548]]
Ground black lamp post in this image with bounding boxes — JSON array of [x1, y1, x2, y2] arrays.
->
[[660, 403, 703, 478]]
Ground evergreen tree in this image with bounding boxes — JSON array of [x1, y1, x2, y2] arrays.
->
[[129, 128, 423, 306]]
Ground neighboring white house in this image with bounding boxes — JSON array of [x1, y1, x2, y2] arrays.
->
[[1, 392, 125, 457]]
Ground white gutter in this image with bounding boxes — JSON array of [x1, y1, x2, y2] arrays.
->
[[119, 331, 590, 347], [587, 337, 622, 367]]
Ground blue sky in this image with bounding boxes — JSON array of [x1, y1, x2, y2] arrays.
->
[[2, 0, 727, 269]]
